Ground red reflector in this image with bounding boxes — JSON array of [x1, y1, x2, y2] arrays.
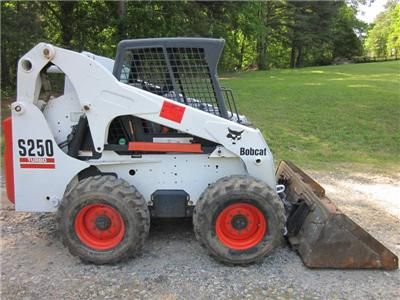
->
[[128, 142, 202, 153], [3, 117, 15, 203], [160, 101, 185, 123]]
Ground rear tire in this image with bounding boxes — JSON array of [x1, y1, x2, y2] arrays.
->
[[193, 175, 286, 265], [58, 175, 150, 264]]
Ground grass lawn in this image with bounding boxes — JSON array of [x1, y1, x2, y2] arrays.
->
[[1, 61, 399, 173], [221, 61, 400, 172]]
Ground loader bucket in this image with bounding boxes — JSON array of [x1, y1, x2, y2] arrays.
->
[[276, 160, 398, 270]]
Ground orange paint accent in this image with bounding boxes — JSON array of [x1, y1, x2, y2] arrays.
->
[[3, 117, 15, 203], [128, 142, 202, 153]]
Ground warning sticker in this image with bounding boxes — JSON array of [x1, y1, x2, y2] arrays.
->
[[159, 101, 185, 123]]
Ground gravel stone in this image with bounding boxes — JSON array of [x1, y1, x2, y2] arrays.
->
[[1, 172, 399, 299]]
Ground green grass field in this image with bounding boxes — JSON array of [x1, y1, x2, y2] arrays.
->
[[221, 61, 400, 171], [1, 61, 399, 172]]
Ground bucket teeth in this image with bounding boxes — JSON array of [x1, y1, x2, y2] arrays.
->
[[276, 160, 398, 270]]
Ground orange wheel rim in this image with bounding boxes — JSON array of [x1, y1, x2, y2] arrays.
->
[[74, 204, 125, 250], [215, 203, 267, 250]]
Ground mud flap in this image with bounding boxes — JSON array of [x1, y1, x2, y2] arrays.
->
[[276, 160, 398, 270]]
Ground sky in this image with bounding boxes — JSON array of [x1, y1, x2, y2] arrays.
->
[[356, 0, 387, 23]]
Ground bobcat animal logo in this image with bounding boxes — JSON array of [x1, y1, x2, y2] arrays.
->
[[226, 128, 244, 144]]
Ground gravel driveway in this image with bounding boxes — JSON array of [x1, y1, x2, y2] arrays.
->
[[1, 171, 399, 299]]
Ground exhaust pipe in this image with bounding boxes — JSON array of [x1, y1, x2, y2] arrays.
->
[[276, 160, 398, 270]]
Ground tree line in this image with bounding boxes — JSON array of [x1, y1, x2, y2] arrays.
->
[[365, 1, 400, 57], [0, 1, 390, 91]]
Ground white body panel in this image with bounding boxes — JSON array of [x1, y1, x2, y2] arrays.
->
[[11, 102, 88, 211], [43, 94, 82, 146], [11, 43, 277, 212], [95, 152, 247, 204]]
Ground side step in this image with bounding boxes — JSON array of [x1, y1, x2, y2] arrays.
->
[[276, 160, 398, 270]]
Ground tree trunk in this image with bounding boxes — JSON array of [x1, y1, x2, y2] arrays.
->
[[296, 45, 303, 67], [117, 1, 127, 39], [256, 3, 268, 70], [1, 42, 9, 88], [59, 2, 76, 47], [257, 37, 268, 70], [290, 42, 296, 68], [238, 37, 246, 70]]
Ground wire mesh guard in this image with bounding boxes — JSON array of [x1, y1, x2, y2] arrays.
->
[[119, 47, 222, 116]]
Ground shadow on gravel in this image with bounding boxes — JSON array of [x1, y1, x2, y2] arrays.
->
[[149, 218, 194, 238]]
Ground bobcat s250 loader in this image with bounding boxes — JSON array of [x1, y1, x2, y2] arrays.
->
[[3, 38, 398, 269]]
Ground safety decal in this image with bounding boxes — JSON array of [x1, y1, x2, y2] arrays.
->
[[18, 139, 56, 169], [159, 101, 185, 123], [19, 157, 56, 169]]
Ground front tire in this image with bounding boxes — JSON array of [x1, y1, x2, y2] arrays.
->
[[193, 175, 286, 265], [58, 175, 150, 264]]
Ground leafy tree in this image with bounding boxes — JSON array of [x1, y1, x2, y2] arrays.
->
[[365, 1, 400, 57], [1, 0, 372, 91], [287, 1, 342, 68], [1, 2, 44, 90], [387, 3, 400, 56], [332, 5, 365, 59], [255, 1, 288, 70]]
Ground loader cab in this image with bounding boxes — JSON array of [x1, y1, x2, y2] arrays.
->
[[41, 38, 244, 160], [102, 38, 245, 155], [113, 38, 231, 118]]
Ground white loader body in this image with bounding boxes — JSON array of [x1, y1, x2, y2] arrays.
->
[[9, 43, 276, 212]]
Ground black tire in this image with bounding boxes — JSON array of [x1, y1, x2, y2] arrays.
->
[[57, 175, 150, 264], [193, 175, 286, 265]]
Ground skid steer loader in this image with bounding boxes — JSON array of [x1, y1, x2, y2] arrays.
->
[[3, 38, 398, 269]]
